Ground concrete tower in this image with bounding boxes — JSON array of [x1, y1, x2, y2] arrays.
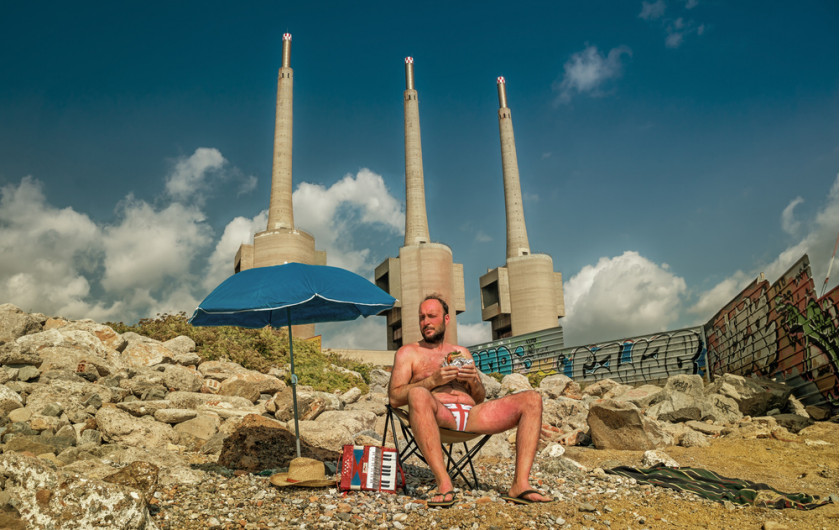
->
[[375, 57, 465, 349], [479, 76, 565, 340], [234, 33, 326, 337]]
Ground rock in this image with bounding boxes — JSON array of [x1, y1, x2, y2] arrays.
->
[[0, 303, 43, 344], [479, 371, 502, 399], [646, 375, 706, 422], [0, 384, 23, 416], [7, 407, 31, 423], [368, 368, 391, 394], [162, 335, 196, 356], [680, 429, 711, 447], [162, 365, 204, 392], [641, 450, 679, 468], [340, 387, 362, 405], [154, 408, 199, 424], [588, 399, 670, 450], [582, 378, 622, 398], [543, 397, 589, 434], [539, 374, 574, 399], [121, 332, 178, 367], [0, 452, 155, 529], [684, 420, 725, 436], [174, 413, 221, 443], [771, 413, 813, 434], [218, 414, 339, 472], [16, 365, 40, 382], [541, 442, 566, 458], [702, 393, 743, 424], [95, 406, 178, 449], [218, 372, 285, 403], [57, 320, 127, 352], [198, 360, 250, 382], [500, 373, 531, 394], [343, 393, 387, 415], [705, 373, 791, 417], [102, 460, 159, 503], [17, 329, 124, 377], [786, 395, 809, 418], [805, 405, 830, 421], [608, 384, 663, 408]]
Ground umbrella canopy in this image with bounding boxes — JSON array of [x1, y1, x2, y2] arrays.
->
[[188, 262, 396, 458], [189, 262, 396, 328]]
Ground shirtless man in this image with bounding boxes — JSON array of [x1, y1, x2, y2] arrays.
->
[[388, 294, 552, 506]]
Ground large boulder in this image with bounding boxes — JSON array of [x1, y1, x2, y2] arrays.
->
[[218, 371, 285, 403], [587, 399, 671, 450], [197, 360, 250, 382], [218, 414, 339, 472], [16, 329, 123, 377], [95, 406, 178, 450], [704, 373, 791, 417], [0, 453, 156, 529], [162, 365, 203, 392], [52, 319, 127, 352], [297, 410, 377, 451], [646, 374, 706, 422], [0, 303, 43, 344], [500, 373, 532, 395], [121, 333, 176, 368]]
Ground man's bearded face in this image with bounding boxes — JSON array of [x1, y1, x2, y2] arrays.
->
[[419, 299, 447, 345]]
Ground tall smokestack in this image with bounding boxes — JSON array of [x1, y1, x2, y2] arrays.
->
[[267, 33, 295, 230], [403, 57, 430, 245], [497, 76, 530, 258]]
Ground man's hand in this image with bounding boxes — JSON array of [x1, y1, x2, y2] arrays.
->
[[431, 365, 460, 387], [455, 363, 479, 384]]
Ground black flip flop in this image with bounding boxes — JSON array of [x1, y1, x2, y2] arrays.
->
[[501, 489, 554, 504], [427, 490, 457, 508]]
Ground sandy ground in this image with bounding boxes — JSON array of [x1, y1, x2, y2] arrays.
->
[[405, 421, 838, 529]]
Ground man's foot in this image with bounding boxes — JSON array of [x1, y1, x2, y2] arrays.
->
[[501, 488, 554, 504], [427, 490, 457, 508]]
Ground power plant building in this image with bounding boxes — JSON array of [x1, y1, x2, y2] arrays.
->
[[479, 77, 565, 340], [375, 57, 466, 349], [234, 33, 326, 337]]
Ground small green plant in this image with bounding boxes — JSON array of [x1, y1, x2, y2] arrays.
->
[[108, 313, 371, 393]]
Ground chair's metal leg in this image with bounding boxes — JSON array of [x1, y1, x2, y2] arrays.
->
[[384, 406, 407, 492]]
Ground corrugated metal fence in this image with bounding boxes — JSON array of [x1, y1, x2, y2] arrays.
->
[[467, 253, 838, 411], [468, 326, 708, 386]]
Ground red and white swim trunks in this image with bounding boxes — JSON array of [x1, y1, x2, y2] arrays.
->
[[442, 403, 472, 432]]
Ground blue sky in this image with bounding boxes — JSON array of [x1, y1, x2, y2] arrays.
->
[[1, 1, 837, 349]]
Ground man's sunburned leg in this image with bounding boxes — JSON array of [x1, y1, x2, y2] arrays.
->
[[407, 387, 457, 499], [464, 390, 552, 502]]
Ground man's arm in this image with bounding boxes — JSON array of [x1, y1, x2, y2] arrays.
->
[[388, 346, 458, 408]]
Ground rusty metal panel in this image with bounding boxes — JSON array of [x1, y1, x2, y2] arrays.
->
[[705, 254, 839, 410]]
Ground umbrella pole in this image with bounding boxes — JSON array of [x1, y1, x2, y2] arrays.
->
[[287, 310, 302, 458]]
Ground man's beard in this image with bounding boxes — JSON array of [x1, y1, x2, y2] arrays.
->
[[423, 326, 446, 345]]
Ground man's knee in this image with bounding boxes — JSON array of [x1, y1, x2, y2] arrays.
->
[[520, 389, 543, 413]]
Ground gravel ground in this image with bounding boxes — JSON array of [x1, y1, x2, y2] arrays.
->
[[151, 422, 838, 529]]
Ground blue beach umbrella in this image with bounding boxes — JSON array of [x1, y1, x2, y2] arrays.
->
[[189, 262, 396, 457]]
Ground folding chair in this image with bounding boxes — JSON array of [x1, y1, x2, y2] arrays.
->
[[382, 404, 492, 490]]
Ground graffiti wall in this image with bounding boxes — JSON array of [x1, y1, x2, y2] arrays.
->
[[469, 326, 707, 386], [704, 254, 839, 408]]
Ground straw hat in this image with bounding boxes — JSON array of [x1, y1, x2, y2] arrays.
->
[[269, 457, 335, 488]]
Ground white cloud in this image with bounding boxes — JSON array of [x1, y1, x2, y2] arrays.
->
[[562, 251, 687, 345], [320, 318, 388, 350], [203, 211, 268, 292], [0, 176, 109, 318], [101, 198, 212, 293], [165, 147, 226, 203], [293, 168, 404, 275], [475, 230, 492, 243], [640, 1, 705, 48], [553, 45, 632, 104], [639, 0, 666, 20], [458, 321, 491, 347], [689, 177, 839, 319], [781, 196, 804, 235]]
